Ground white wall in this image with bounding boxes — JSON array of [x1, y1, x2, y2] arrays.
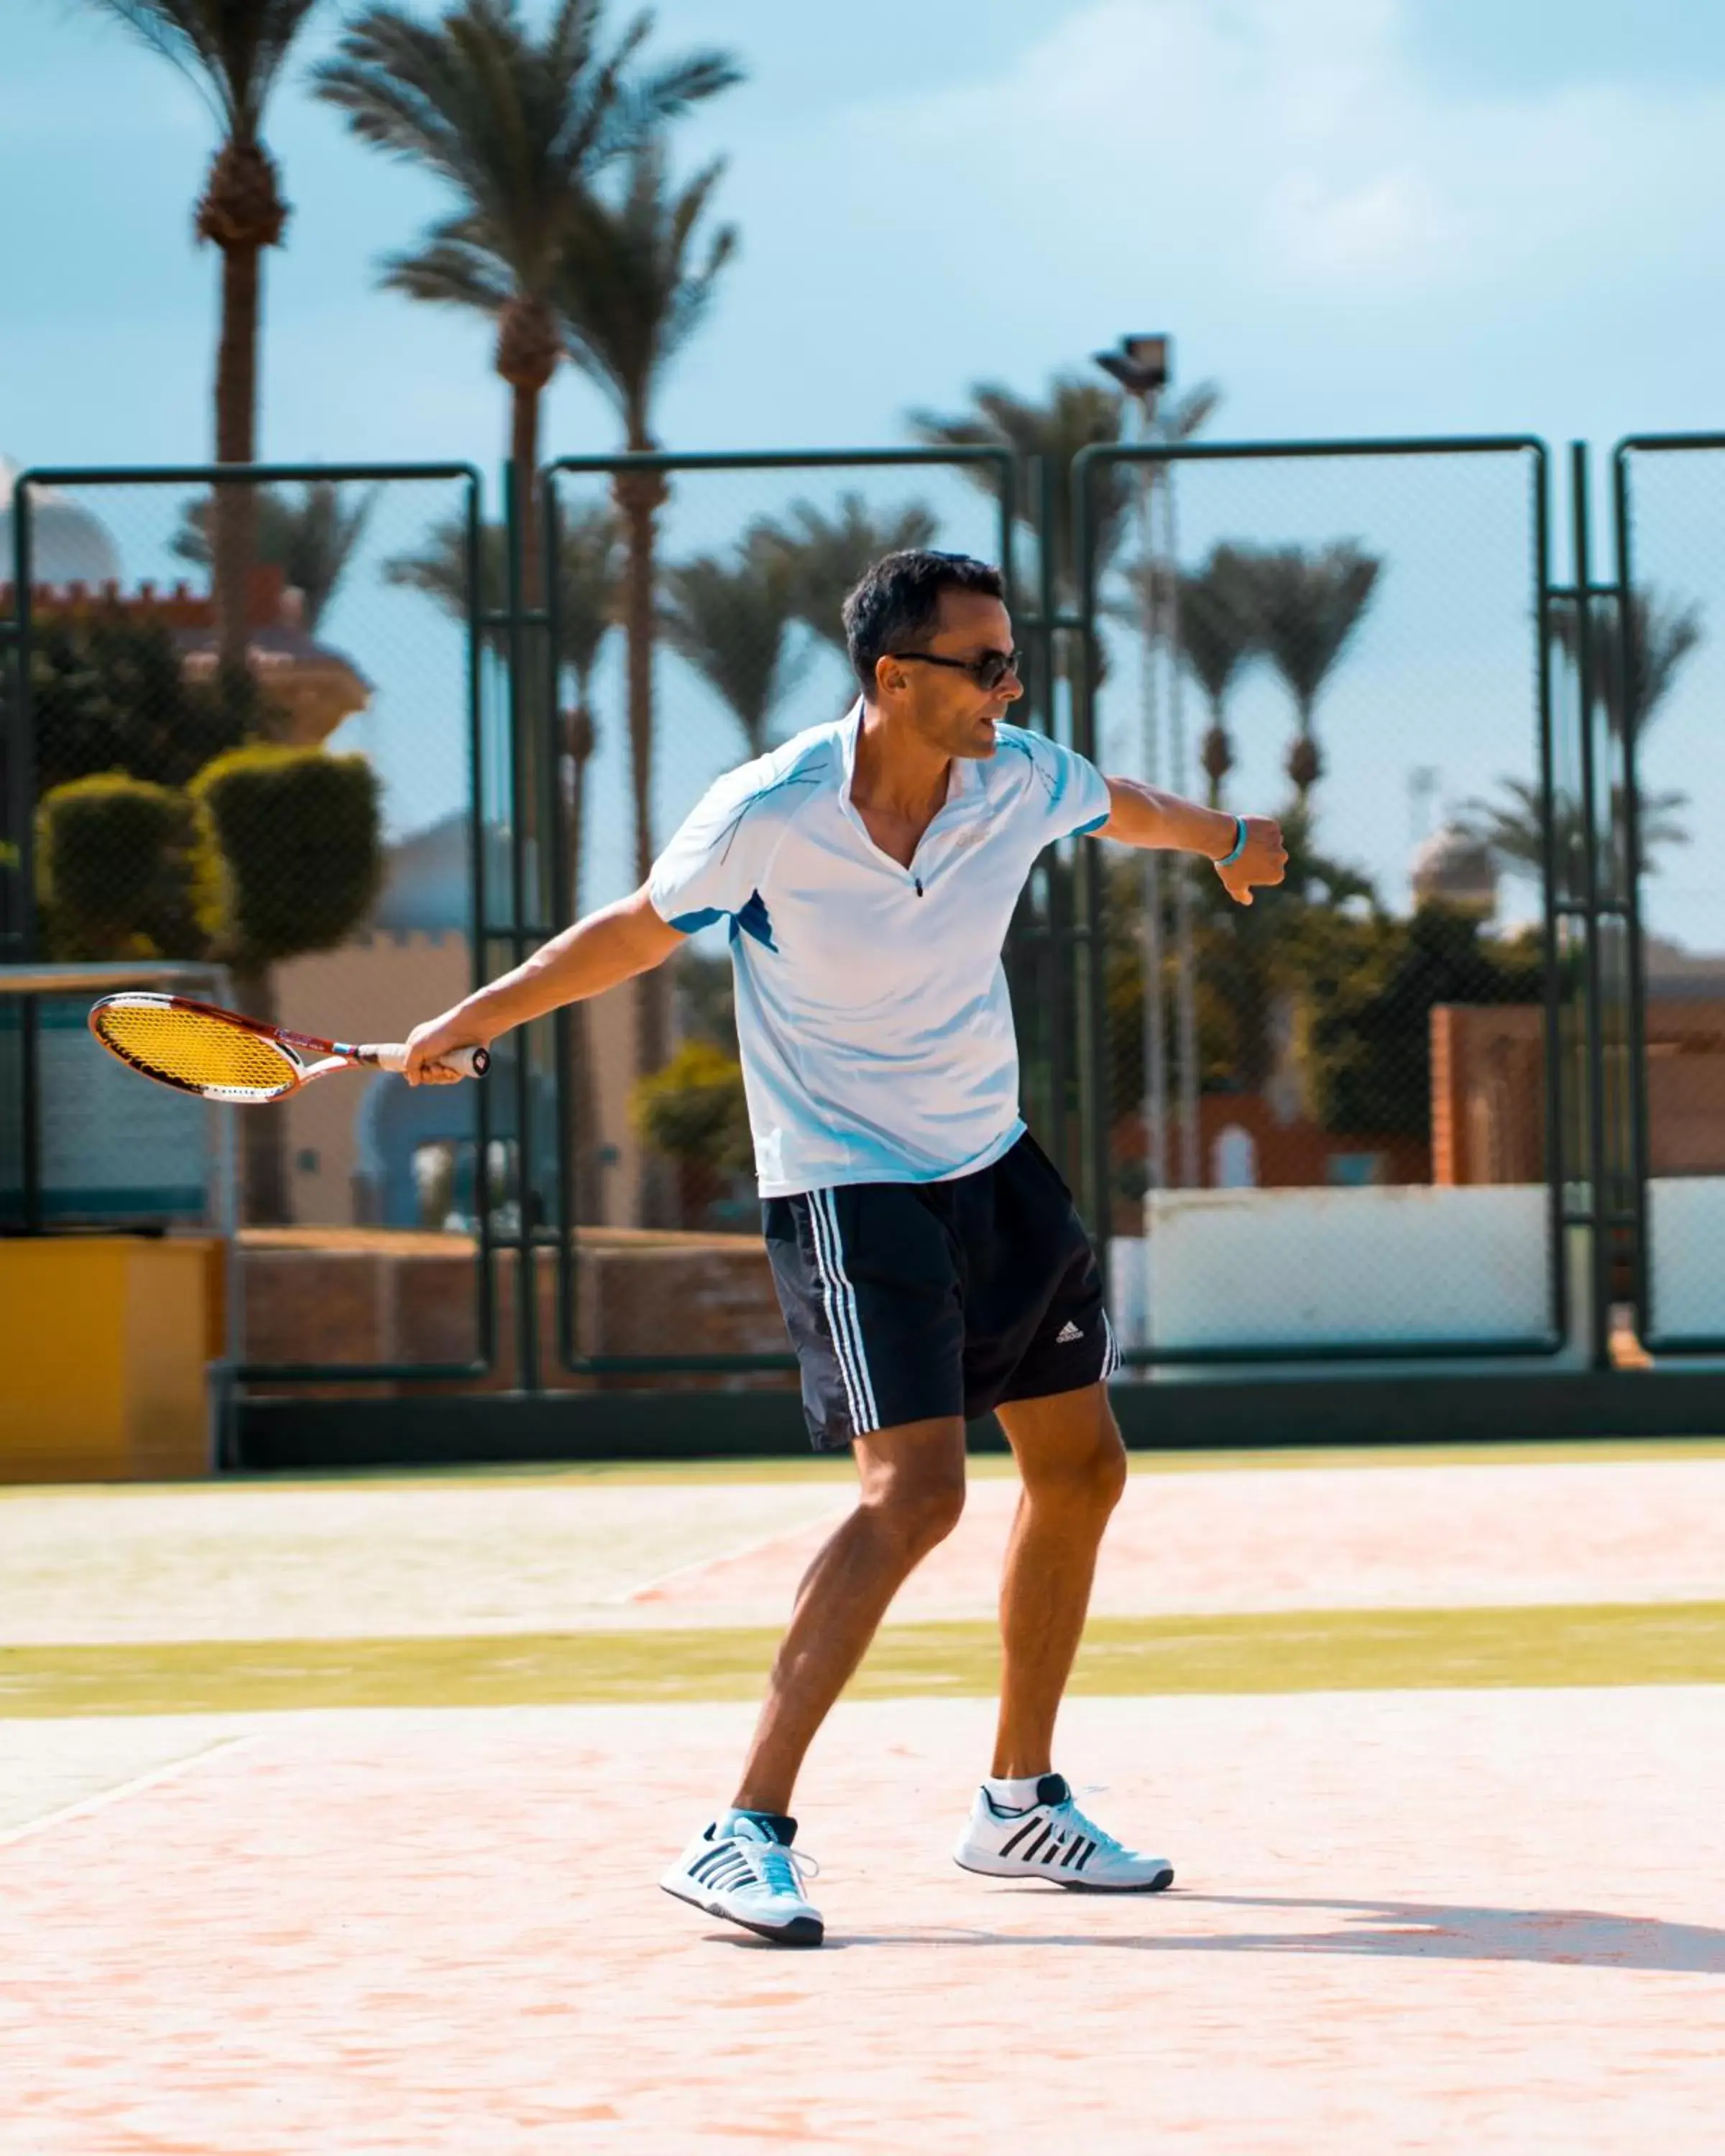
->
[[1128, 1184, 1554, 1353], [1647, 1177, 1725, 1340]]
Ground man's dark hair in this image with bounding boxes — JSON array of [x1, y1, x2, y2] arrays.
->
[[842, 549, 1005, 694]]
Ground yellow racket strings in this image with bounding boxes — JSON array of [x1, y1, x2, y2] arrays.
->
[[97, 1003, 298, 1099]]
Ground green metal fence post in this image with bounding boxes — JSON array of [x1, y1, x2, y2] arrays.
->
[[9, 486, 42, 1233], [1530, 445, 1571, 1351], [1569, 443, 1614, 1370], [502, 457, 540, 1394], [463, 469, 497, 1371], [1611, 442, 1655, 1351]]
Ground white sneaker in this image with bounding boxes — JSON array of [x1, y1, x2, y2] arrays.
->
[[954, 1774, 1174, 1892], [661, 1812, 824, 1946]]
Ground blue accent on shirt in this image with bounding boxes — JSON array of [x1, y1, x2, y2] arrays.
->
[[1074, 813, 1109, 836], [730, 889, 777, 951], [669, 906, 724, 934]]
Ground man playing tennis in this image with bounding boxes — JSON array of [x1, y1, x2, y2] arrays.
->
[[405, 550, 1285, 1948]]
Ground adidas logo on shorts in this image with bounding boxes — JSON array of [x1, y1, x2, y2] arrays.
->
[[1055, 1319, 1084, 1344]]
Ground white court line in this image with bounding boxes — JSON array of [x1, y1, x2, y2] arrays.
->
[[613, 1503, 853, 1606], [0, 1735, 257, 1848]]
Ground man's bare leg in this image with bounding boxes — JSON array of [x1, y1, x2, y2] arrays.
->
[[990, 1383, 1127, 1778], [732, 1416, 967, 1815]]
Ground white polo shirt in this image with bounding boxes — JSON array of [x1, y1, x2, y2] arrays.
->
[[646, 701, 1111, 1198]]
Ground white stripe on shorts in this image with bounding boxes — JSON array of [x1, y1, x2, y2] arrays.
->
[[804, 1191, 870, 1434], [804, 1192, 862, 1434], [1101, 1310, 1121, 1378], [812, 1188, 879, 1433]]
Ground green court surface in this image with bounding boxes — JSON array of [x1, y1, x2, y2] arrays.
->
[[5, 1600, 1723, 1718], [6, 1432, 1723, 1498]]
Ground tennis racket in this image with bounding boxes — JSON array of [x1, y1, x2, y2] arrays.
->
[[88, 992, 488, 1105]]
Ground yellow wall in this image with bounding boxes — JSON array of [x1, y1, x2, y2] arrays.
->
[[0, 1238, 215, 1482]]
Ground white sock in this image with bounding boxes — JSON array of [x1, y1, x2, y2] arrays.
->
[[983, 1774, 1046, 1812]]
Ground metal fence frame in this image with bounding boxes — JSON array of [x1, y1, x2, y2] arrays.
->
[[1070, 434, 1575, 1363], [1614, 431, 1725, 1355], [4, 438, 1676, 1393], [4, 461, 498, 1383]]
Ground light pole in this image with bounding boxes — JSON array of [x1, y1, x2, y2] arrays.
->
[[1095, 334, 1201, 1196]]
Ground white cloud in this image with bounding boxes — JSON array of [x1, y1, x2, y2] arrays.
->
[[687, 0, 1725, 441]]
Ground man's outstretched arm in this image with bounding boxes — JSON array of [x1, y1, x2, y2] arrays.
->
[[1096, 775, 1287, 908], [401, 887, 682, 1084]]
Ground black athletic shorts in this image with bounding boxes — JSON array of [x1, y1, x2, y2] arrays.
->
[[762, 1130, 1120, 1451]]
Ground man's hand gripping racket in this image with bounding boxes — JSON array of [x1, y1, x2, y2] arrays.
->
[[88, 992, 487, 1104]]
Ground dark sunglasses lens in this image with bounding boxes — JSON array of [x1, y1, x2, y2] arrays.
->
[[978, 650, 1021, 689]]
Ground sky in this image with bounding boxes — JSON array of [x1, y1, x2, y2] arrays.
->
[[6, 0, 1725, 938], [8, 0, 1725, 465]]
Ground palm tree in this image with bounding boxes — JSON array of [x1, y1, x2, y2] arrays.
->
[[171, 479, 379, 632], [661, 533, 806, 758], [1549, 586, 1703, 741], [387, 502, 621, 1226], [1459, 775, 1688, 885], [909, 374, 1133, 616], [1239, 543, 1381, 806], [1464, 589, 1701, 897], [314, 0, 737, 599], [385, 502, 621, 898], [760, 494, 939, 655], [1114, 543, 1258, 806], [555, 139, 737, 1102], [1181, 548, 1261, 806], [83, 1, 325, 665]]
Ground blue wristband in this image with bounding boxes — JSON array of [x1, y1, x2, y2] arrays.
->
[[1215, 816, 1248, 868]]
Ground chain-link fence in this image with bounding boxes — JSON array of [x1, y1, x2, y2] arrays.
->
[[1, 464, 494, 1380], [1616, 436, 1725, 1349], [1072, 439, 1570, 1361], [12, 438, 1711, 1395]]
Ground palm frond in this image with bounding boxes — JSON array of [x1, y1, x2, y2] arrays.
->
[[315, 1, 739, 337], [1457, 774, 1689, 880], [1549, 585, 1705, 737], [170, 478, 377, 629], [661, 535, 805, 757], [556, 142, 737, 438], [380, 236, 514, 313], [1110, 543, 1260, 716], [1238, 542, 1380, 726], [909, 372, 1133, 600], [385, 502, 621, 680], [83, 0, 323, 135], [754, 494, 941, 650]]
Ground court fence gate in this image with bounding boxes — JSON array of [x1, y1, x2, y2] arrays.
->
[[2, 436, 1721, 1444]]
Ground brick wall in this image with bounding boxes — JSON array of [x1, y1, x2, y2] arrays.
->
[[239, 1229, 794, 1396]]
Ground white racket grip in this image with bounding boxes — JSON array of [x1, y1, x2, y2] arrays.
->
[[367, 1043, 490, 1079]]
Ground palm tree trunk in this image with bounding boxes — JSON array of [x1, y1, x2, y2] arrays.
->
[[212, 238, 261, 676], [231, 960, 290, 1225], [564, 708, 600, 1227], [616, 456, 672, 1225], [510, 382, 543, 610]]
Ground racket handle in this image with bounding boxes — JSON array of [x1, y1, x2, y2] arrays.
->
[[367, 1044, 490, 1079]]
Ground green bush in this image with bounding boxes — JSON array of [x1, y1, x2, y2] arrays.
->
[[190, 744, 382, 969], [22, 612, 275, 792], [35, 773, 206, 962], [632, 1039, 753, 1172]]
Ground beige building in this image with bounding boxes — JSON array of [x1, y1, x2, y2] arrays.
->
[[275, 929, 645, 1233]]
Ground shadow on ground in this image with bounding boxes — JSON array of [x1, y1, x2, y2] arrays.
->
[[718, 1894, 1725, 1972]]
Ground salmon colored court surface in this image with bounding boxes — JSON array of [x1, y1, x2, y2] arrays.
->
[[4, 1443, 1725, 2152]]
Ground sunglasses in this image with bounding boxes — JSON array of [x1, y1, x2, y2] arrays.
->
[[888, 648, 1024, 692]]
